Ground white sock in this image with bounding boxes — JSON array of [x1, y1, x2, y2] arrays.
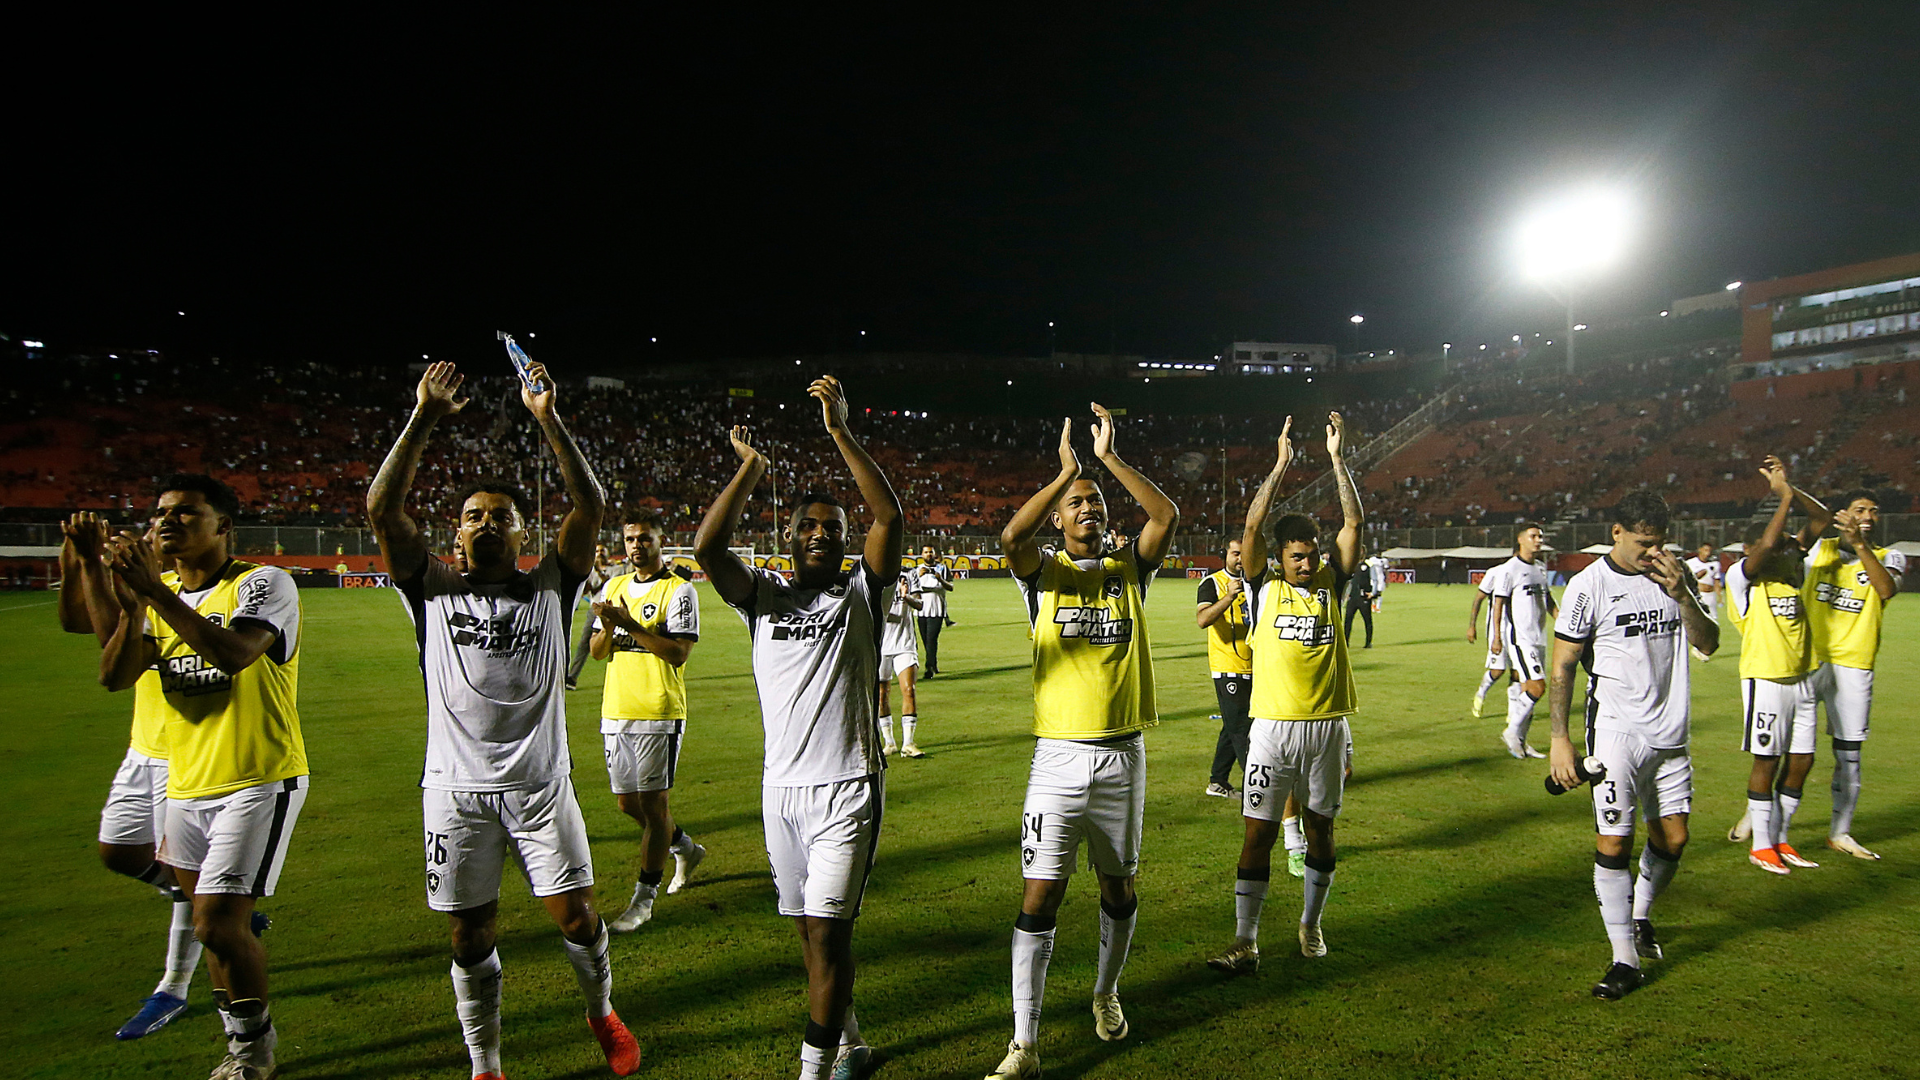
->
[[155, 898, 201, 999], [1094, 899, 1135, 995], [1831, 745, 1863, 838], [1594, 860, 1638, 968], [1777, 785, 1802, 847], [1011, 924, 1055, 1046], [1233, 872, 1269, 943], [563, 921, 613, 1018], [1300, 858, 1335, 927], [901, 714, 918, 746], [1476, 671, 1498, 697], [222, 1000, 275, 1066], [878, 713, 896, 746], [671, 828, 697, 855], [1748, 789, 1775, 854], [840, 1005, 862, 1046], [1282, 816, 1306, 855], [1505, 683, 1538, 741], [799, 1039, 833, 1080], [452, 950, 503, 1077], [1632, 844, 1680, 921]]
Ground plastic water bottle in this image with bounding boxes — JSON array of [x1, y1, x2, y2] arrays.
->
[[1544, 755, 1608, 796], [498, 332, 546, 393]]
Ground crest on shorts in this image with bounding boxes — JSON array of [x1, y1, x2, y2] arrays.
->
[[426, 871, 442, 894], [1247, 790, 1264, 809], [1102, 575, 1123, 600], [1757, 732, 1771, 748], [1022, 846, 1037, 868], [1603, 808, 1622, 825]]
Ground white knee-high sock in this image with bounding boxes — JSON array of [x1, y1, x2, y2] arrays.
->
[[155, 898, 201, 999], [1011, 917, 1055, 1046], [562, 921, 613, 1018], [1831, 743, 1863, 838], [452, 950, 503, 1077], [1281, 816, 1306, 855], [1776, 784, 1803, 847], [901, 714, 918, 746], [1300, 856, 1335, 927], [1234, 868, 1270, 942], [1632, 843, 1680, 920], [1094, 898, 1136, 995], [1505, 683, 1539, 740], [877, 712, 896, 746], [1747, 787, 1775, 854], [1594, 855, 1637, 967], [1476, 671, 1498, 697]]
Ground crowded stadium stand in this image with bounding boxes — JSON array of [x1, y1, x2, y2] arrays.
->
[[5, 261, 1918, 588]]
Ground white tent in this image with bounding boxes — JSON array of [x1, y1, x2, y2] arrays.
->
[[1581, 544, 1611, 554], [1377, 547, 1446, 560], [1892, 541, 1920, 557], [1439, 546, 1513, 559]]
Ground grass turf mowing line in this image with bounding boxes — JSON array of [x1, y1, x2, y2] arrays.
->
[[1, 580, 1914, 1078]]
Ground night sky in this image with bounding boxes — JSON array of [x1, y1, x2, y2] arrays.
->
[[8, 4, 1919, 371]]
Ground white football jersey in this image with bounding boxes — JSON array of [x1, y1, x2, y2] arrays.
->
[[733, 565, 889, 787], [1684, 556, 1722, 595], [1554, 555, 1692, 749], [913, 565, 951, 617], [881, 581, 919, 658], [1491, 556, 1552, 649], [1477, 560, 1509, 637], [398, 552, 588, 792]]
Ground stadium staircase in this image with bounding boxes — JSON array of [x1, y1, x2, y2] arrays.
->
[[1276, 385, 1460, 515]]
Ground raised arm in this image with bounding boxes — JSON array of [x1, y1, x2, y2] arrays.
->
[[1742, 455, 1797, 578], [1239, 417, 1295, 577], [58, 512, 121, 640], [1835, 512, 1899, 602], [693, 427, 766, 607], [109, 534, 277, 677], [1089, 402, 1179, 566], [1001, 418, 1083, 579], [1650, 548, 1719, 656], [1791, 485, 1833, 550], [520, 361, 605, 576], [368, 362, 466, 584], [810, 376, 904, 579], [1326, 411, 1365, 576]]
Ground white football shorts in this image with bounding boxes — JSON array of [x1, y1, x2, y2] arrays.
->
[[422, 777, 595, 911], [1019, 735, 1145, 880], [878, 619, 918, 681], [1589, 728, 1691, 837], [1243, 718, 1351, 821], [764, 773, 884, 919], [1810, 662, 1874, 742], [160, 777, 309, 897], [100, 748, 169, 847], [1741, 676, 1817, 757], [604, 728, 684, 794]]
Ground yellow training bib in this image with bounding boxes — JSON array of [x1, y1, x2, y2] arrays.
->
[[1248, 563, 1357, 721], [1022, 548, 1158, 740]]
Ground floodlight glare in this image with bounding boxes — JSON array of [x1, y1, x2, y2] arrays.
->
[[1724, 280, 1742, 291], [1349, 314, 1365, 324], [1516, 188, 1631, 281]]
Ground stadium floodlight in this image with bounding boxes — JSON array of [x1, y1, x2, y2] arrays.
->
[[1724, 281, 1742, 291], [1573, 323, 1588, 331], [1659, 310, 1670, 317], [1349, 314, 1364, 324], [1515, 186, 1630, 372]]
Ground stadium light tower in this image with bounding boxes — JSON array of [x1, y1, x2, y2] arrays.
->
[[1516, 187, 1630, 373]]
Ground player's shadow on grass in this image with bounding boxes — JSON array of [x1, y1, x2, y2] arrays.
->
[[921, 662, 1032, 681], [1341, 754, 1489, 790]]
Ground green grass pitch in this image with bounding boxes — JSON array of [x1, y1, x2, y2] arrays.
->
[[3, 579, 1917, 1079]]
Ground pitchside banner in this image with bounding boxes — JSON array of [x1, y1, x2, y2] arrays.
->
[[340, 571, 393, 588]]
